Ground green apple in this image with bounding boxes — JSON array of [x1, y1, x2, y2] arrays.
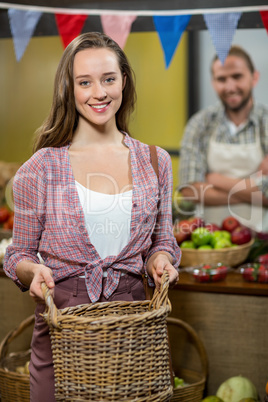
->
[[191, 227, 212, 247], [211, 230, 231, 247], [180, 240, 196, 249], [174, 376, 184, 388], [214, 238, 232, 249], [202, 397, 224, 402], [198, 245, 213, 250], [220, 230, 232, 240]]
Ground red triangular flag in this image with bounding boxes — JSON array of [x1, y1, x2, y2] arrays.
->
[[55, 14, 88, 48], [260, 11, 268, 34]]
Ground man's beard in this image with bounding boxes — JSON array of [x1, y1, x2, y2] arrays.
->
[[223, 92, 252, 113]]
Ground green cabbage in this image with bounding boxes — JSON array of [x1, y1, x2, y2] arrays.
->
[[216, 375, 258, 402]]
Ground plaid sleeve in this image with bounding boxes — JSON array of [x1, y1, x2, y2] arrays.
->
[[3, 153, 47, 289], [144, 147, 181, 274], [179, 112, 210, 189]]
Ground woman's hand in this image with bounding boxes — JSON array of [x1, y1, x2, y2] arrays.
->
[[29, 265, 55, 303], [147, 252, 179, 290], [16, 261, 55, 303]]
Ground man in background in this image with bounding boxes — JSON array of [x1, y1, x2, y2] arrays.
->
[[178, 45, 268, 232]]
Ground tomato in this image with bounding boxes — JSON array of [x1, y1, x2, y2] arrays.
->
[[256, 253, 268, 264], [193, 271, 210, 282], [242, 266, 257, 282], [3, 212, 14, 230], [0, 206, 10, 224], [212, 267, 228, 282], [258, 264, 268, 283]]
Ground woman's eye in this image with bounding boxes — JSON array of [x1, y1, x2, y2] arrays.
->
[[80, 80, 90, 86], [105, 77, 115, 84]]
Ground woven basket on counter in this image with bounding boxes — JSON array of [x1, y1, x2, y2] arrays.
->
[[167, 317, 208, 402], [42, 271, 173, 401], [0, 314, 34, 402], [180, 238, 254, 267]]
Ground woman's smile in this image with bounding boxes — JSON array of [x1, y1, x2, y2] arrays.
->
[[89, 101, 111, 112]]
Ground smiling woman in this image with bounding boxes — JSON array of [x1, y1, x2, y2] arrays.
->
[[3, 32, 180, 401]]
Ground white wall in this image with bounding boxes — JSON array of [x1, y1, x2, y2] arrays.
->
[[198, 29, 268, 109]]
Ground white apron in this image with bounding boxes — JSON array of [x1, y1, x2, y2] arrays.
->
[[196, 126, 268, 232]]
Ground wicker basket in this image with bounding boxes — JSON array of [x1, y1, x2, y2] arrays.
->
[[0, 314, 34, 402], [167, 317, 208, 402], [180, 238, 254, 267], [42, 271, 173, 401]]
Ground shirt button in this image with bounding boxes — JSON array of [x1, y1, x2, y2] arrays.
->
[[133, 203, 137, 207]]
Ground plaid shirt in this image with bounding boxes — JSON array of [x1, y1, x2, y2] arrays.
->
[[179, 102, 268, 193], [4, 133, 180, 302]]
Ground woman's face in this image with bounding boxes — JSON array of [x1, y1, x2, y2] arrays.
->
[[73, 47, 125, 127]]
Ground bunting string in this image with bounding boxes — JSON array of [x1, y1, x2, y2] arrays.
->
[[1, 2, 268, 16], [1, 1, 268, 66]]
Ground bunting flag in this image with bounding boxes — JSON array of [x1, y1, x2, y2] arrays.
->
[[100, 15, 137, 49], [8, 9, 42, 61], [55, 14, 88, 48], [5, 3, 268, 67], [260, 11, 268, 34], [204, 12, 242, 65], [153, 15, 191, 68]]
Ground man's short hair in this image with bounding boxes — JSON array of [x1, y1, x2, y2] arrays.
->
[[211, 45, 255, 74]]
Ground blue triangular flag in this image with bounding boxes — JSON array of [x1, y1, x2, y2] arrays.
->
[[8, 9, 42, 62], [153, 15, 191, 69], [204, 12, 242, 65]]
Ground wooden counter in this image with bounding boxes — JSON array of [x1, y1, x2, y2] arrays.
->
[[168, 271, 268, 400]]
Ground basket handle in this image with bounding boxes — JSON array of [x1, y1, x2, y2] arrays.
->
[[41, 270, 171, 326], [0, 314, 35, 362], [149, 270, 171, 310], [166, 317, 209, 379], [41, 282, 59, 328]]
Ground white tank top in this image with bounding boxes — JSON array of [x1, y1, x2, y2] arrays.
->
[[75, 181, 132, 260]]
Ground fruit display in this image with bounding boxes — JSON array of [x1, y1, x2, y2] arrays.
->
[[173, 217, 205, 245], [216, 375, 258, 402], [174, 215, 252, 249], [238, 263, 268, 283], [192, 263, 229, 283], [231, 226, 252, 245], [255, 253, 268, 264]]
